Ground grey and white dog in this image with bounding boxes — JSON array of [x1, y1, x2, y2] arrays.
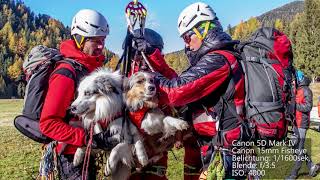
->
[[70, 68, 148, 180]]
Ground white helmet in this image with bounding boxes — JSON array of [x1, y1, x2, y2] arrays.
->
[[177, 2, 216, 36], [71, 9, 109, 37]]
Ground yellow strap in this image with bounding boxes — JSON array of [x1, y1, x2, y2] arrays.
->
[[192, 21, 211, 41], [127, 9, 131, 16], [73, 35, 85, 49], [193, 27, 203, 40], [202, 21, 210, 39]]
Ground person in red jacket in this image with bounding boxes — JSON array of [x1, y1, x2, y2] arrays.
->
[[39, 9, 118, 179], [286, 71, 319, 179], [133, 2, 245, 179]]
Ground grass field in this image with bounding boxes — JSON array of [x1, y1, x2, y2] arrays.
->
[[310, 83, 320, 107], [1, 99, 320, 179], [0, 99, 184, 180]]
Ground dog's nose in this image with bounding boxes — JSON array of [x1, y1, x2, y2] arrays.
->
[[70, 105, 77, 113], [148, 86, 155, 91]]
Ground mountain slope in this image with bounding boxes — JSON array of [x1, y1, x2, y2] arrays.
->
[[257, 1, 304, 25]]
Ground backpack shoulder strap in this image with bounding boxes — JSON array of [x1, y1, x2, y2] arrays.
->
[[51, 62, 77, 82], [211, 50, 239, 70], [52, 58, 89, 87], [52, 67, 76, 81]]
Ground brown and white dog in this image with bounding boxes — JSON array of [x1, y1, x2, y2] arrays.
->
[[123, 71, 189, 162]]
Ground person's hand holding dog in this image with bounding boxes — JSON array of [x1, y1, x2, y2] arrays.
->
[[86, 129, 122, 151]]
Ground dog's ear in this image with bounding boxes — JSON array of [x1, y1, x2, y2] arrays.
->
[[94, 76, 113, 96]]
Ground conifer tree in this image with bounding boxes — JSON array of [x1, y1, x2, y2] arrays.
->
[[291, 0, 320, 79]]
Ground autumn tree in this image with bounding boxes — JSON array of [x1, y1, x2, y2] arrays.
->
[[232, 17, 260, 41], [232, 20, 246, 40], [105, 55, 120, 70], [274, 19, 284, 32], [7, 57, 22, 80], [0, 0, 76, 97], [245, 17, 260, 37]]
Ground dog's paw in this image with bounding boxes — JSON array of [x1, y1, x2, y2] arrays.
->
[[105, 159, 112, 177], [107, 153, 119, 173], [134, 141, 149, 167], [164, 117, 189, 131], [137, 154, 148, 167], [121, 152, 134, 169], [177, 121, 189, 130], [73, 148, 85, 167]]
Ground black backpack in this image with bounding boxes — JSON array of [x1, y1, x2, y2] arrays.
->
[[14, 45, 88, 144], [236, 27, 295, 141]]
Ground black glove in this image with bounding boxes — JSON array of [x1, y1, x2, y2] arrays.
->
[[133, 37, 156, 55], [86, 129, 122, 151]]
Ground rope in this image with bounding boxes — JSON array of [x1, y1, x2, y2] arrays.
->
[[37, 141, 58, 180], [82, 123, 94, 180]]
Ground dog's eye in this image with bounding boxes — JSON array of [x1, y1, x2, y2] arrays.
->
[[84, 91, 91, 96], [84, 90, 99, 96], [137, 79, 145, 84], [149, 79, 154, 83]]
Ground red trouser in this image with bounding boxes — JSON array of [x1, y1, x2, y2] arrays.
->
[[184, 137, 202, 180], [129, 153, 168, 180]]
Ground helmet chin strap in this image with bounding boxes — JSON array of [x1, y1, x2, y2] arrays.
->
[[73, 35, 85, 49], [192, 21, 211, 41]]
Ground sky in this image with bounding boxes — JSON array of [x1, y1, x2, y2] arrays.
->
[[22, 0, 299, 55]]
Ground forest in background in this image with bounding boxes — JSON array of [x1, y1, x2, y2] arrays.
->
[[0, 0, 114, 98], [1, 0, 320, 98]]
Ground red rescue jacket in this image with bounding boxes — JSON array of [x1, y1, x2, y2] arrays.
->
[[151, 30, 245, 141], [295, 77, 312, 129], [39, 40, 104, 154]]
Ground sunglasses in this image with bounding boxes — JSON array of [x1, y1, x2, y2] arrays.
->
[[182, 31, 195, 44]]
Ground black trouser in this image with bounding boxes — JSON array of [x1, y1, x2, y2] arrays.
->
[[58, 154, 97, 180], [290, 127, 314, 176]]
